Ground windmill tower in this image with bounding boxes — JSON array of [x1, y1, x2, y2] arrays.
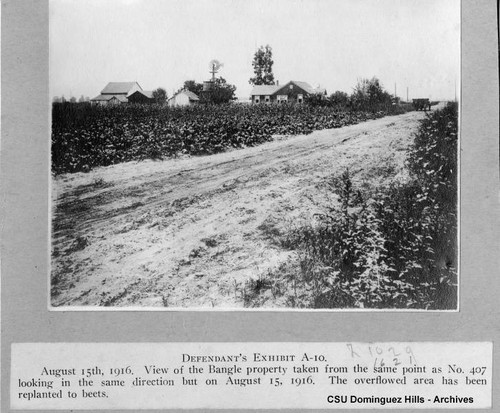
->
[[203, 59, 223, 91]]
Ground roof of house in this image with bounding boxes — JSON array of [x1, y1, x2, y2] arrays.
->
[[250, 85, 281, 96], [114, 95, 129, 102], [101, 82, 141, 95], [91, 94, 128, 102], [169, 90, 200, 101], [129, 90, 154, 99], [279, 81, 326, 95], [182, 90, 200, 101], [288, 81, 315, 94], [251, 81, 325, 97]]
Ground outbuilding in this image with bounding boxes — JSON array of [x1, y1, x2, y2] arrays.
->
[[168, 90, 200, 107], [127, 90, 154, 104]]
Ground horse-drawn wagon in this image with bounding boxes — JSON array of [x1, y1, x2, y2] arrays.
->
[[412, 98, 432, 111]]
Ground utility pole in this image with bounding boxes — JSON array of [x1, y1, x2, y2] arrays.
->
[[394, 83, 397, 98], [407, 87, 409, 102]]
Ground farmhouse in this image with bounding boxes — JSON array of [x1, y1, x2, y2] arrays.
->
[[168, 90, 200, 107], [91, 82, 150, 105], [250, 80, 326, 104]]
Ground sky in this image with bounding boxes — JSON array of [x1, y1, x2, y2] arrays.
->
[[50, 0, 460, 101]]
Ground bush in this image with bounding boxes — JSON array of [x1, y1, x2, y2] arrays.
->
[[270, 103, 458, 309]]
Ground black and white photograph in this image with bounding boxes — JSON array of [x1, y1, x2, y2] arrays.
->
[[50, 0, 460, 310]]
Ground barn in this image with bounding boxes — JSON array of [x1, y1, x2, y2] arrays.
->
[[91, 82, 143, 105], [250, 80, 326, 104], [127, 90, 154, 104], [168, 90, 200, 107]]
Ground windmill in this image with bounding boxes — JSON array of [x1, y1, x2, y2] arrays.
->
[[209, 59, 223, 81], [203, 59, 224, 92]]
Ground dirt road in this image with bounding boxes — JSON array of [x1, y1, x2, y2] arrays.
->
[[52, 109, 429, 308]]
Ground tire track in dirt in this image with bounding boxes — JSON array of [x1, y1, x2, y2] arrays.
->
[[53, 139, 341, 241]]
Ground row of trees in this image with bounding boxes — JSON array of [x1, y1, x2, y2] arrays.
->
[[307, 77, 397, 112], [53, 95, 91, 103]]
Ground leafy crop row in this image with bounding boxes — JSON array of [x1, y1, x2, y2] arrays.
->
[[52, 102, 410, 174]]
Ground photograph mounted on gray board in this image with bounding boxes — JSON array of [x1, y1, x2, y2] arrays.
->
[[50, 0, 460, 310]]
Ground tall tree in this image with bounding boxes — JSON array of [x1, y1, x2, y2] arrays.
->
[[249, 45, 275, 85], [152, 87, 168, 104]]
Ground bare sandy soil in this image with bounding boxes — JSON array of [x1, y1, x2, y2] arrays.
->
[[51, 109, 430, 308]]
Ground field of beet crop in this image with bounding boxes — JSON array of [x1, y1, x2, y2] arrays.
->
[[52, 102, 411, 174]]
